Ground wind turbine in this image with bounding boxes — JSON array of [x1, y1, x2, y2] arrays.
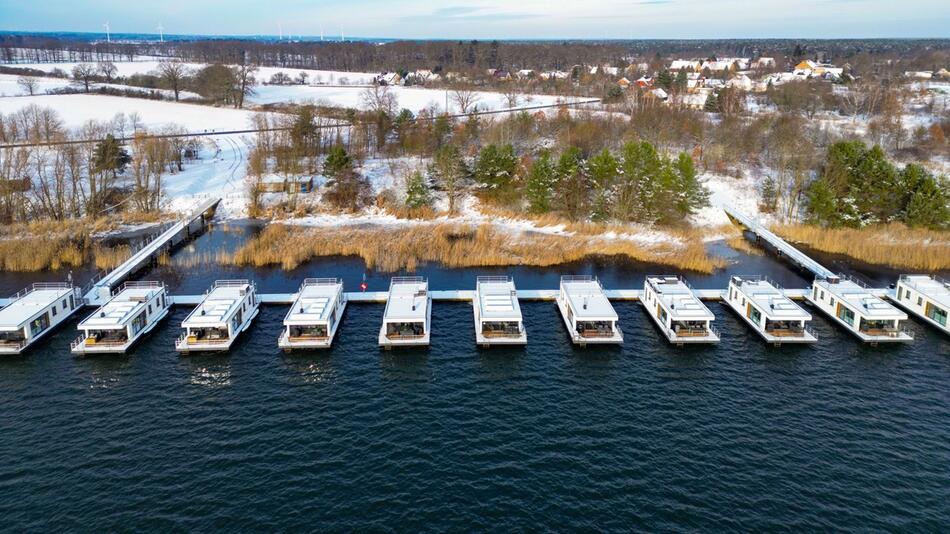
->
[[320, 25, 324, 41], [278, 23, 283, 41], [340, 24, 344, 42], [157, 23, 164, 43], [103, 22, 111, 43]]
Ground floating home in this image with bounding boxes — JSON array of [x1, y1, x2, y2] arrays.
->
[[725, 276, 816, 345], [556, 275, 623, 345], [807, 277, 912, 343], [643, 275, 719, 344], [0, 283, 82, 355], [176, 280, 260, 353], [71, 281, 170, 355], [473, 276, 526, 347], [278, 278, 347, 350], [893, 275, 949, 336], [378, 277, 431, 348]]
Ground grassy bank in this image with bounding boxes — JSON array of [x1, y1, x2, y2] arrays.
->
[[226, 223, 725, 273], [0, 219, 135, 272], [773, 223, 950, 271]]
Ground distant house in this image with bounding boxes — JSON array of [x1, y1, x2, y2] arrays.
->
[[670, 60, 701, 72], [904, 71, 933, 79], [260, 175, 315, 194], [617, 77, 631, 88], [636, 76, 653, 88], [754, 57, 776, 69], [590, 65, 620, 76], [491, 69, 512, 81], [936, 68, 950, 79], [517, 69, 536, 79], [701, 60, 738, 73], [376, 72, 403, 86], [539, 70, 569, 80], [650, 87, 668, 100], [726, 74, 753, 91]]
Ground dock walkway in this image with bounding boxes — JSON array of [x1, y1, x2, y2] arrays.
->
[[83, 198, 220, 306], [722, 204, 836, 280]]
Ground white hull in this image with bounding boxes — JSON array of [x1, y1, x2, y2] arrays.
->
[[643, 303, 719, 345], [72, 308, 170, 355], [279, 301, 347, 350], [472, 301, 526, 347], [556, 297, 623, 346], [888, 293, 950, 337], [723, 299, 816, 345], [177, 307, 260, 354], [378, 302, 431, 348], [806, 296, 912, 343], [0, 305, 83, 355]]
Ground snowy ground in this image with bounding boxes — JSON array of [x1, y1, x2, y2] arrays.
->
[[0, 93, 258, 131], [162, 134, 252, 219], [0, 73, 201, 99]]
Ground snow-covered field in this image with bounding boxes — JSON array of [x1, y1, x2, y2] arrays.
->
[[0, 93, 257, 130], [0, 73, 201, 99], [4, 60, 379, 86]]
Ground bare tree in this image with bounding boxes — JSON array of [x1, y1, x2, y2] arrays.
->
[[231, 63, 258, 109], [71, 63, 97, 92], [359, 84, 398, 115], [502, 87, 520, 109], [98, 61, 118, 82], [158, 60, 189, 101], [452, 87, 480, 114], [16, 76, 38, 96]]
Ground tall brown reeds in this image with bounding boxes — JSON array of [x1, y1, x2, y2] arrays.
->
[[773, 223, 950, 271], [227, 223, 725, 273]]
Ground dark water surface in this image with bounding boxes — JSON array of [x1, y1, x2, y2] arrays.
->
[[1, 222, 948, 531]]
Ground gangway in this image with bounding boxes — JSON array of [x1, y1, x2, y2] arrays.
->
[[83, 198, 220, 305], [722, 204, 837, 280]]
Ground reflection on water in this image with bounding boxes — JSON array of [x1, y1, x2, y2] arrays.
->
[[280, 352, 338, 385], [184, 359, 233, 388]]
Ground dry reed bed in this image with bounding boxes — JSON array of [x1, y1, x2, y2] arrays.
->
[[0, 220, 136, 272], [226, 223, 725, 273], [773, 223, 950, 271]]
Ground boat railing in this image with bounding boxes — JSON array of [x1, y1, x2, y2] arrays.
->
[[301, 277, 342, 288], [176, 332, 232, 346], [477, 275, 512, 285], [899, 274, 950, 290], [9, 282, 74, 303], [113, 280, 164, 296], [213, 279, 253, 289], [389, 276, 426, 289], [0, 339, 27, 350], [69, 335, 88, 351]]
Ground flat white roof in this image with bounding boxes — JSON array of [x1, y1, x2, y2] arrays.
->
[[80, 286, 160, 330], [477, 279, 522, 321], [383, 280, 428, 322], [183, 283, 252, 327], [818, 279, 906, 319], [0, 287, 73, 330], [562, 279, 617, 321], [901, 275, 950, 309], [285, 281, 342, 325], [733, 278, 810, 321], [647, 276, 714, 320]]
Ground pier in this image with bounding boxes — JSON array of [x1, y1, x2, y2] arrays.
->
[[83, 198, 220, 306], [722, 204, 837, 280]]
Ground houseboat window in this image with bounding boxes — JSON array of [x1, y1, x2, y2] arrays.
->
[[69, 295, 74, 308], [30, 314, 51, 336], [813, 287, 818, 299], [838, 306, 855, 327], [749, 307, 761, 325], [917, 297, 923, 306], [62, 299, 67, 309], [830, 298, 835, 308], [820, 290, 825, 300], [927, 304, 947, 326], [148, 304, 152, 314], [897, 288, 902, 300], [51, 305, 57, 317]]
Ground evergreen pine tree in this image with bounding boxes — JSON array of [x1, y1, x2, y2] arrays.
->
[[588, 148, 619, 221], [555, 147, 588, 221], [404, 170, 431, 210], [805, 178, 838, 226], [904, 174, 950, 230], [92, 134, 131, 179], [525, 150, 556, 214]]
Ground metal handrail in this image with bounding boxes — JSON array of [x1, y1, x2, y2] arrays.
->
[[302, 277, 342, 287], [112, 280, 165, 296], [9, 282, 73, 303], [389, 276, 426, 289], [477, 275, 512, 284], [213, 279, 253, 288]]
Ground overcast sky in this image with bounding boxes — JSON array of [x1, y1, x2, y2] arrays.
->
[[1, 0, 948, 39]]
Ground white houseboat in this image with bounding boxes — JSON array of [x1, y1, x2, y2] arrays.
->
[[378, 277, 431, 348], [71, 281, 170, 355], [555, 275, 623, 345], [0, 283, 83, 355], [176, 280, 260, 353], [278, 278, 347, 350], [643, 275, 719, 344], [473, 276, 526, 347], [807, 277, 912, 343], [893, 275, 949, 336], [725, 276, 816, 345]]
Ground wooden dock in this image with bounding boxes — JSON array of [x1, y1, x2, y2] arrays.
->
[[83, 198, 220, 306]]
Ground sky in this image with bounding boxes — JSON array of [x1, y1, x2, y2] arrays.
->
[[1, 0, 948, 39]]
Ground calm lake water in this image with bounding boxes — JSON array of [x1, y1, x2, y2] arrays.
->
[[1, 222, 948, 531]]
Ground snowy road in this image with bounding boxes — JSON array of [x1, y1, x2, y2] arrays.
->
[[163, 134, 250, 218]]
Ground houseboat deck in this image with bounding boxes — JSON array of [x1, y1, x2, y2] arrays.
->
[[71, 282, 169, 355], [0, 283, 81, 355], [378, 277, 431, 348], [176, 280, 259, 353], [556, 276, 623, 345], [726, 276, 816, 345], [808, 278, 913, 343], [474, 276, 526, 346], [645, 275, 719, 344], [278, 278, 347, 350]]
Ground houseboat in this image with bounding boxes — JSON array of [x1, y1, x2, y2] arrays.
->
[[378, 277, 431, 348], [807, 276, 912, 343], [71, 281, 170, 355], [0, 283, 83, 355], [725, 276, 816, 345], [893, 275, 949, 336], [643, 275, 719, 344], [175, 280, 260, 353], [473, 276, 526, 347], [278, 278, 347, 350], [555, 275, 623, 345]]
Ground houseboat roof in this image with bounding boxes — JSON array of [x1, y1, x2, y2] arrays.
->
[[0, 285, 74, 330], [817, 278, 906, 319], [80, 283, 163, 330], [476, 277, 522, 321], [647, 275, 714, 320], [561, 276, 617, 321], [901, 275, 950, 309], [383, 277, 428, 322], [285, 279, 342, 325], [732, 277, 811, 321], [183, 281, 253, 327]]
